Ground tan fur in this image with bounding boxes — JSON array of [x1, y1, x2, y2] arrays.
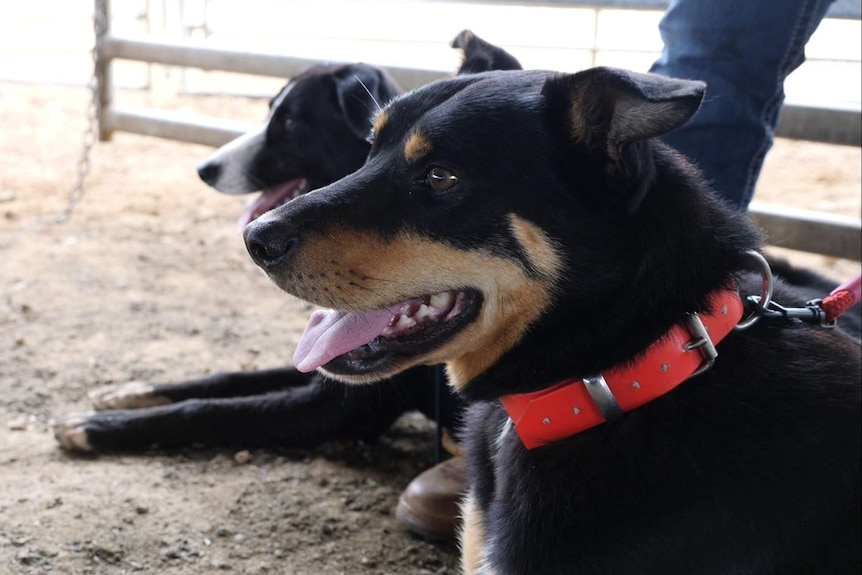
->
[[567, 86, 593, 144], [267, 220, 561, 389], [404, 131, 433, 162], [460, 492, 493, 575], [372, 109, 388, 136], [507, 214, 562, 278]]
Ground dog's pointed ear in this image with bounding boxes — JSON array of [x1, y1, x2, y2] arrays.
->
[[546, 67, 705, 153], [451, 29, 523, 76], [543, 67, 705, 212], [334, 65, 401, 139]]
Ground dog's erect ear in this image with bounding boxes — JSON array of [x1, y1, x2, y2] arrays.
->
[[334, 65, 400, 139], [544, 67, 704, 211], [451, 29, 523, 75], [548, 67, 705, 153]]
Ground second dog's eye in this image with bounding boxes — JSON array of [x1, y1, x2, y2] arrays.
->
[[284, 118, 295, 128], [426, 167, 458, 191]]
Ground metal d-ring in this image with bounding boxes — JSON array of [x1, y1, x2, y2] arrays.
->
[[734, 249, 775, 331]]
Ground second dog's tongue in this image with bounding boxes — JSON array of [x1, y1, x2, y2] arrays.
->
[[293, 307, 397, 372]]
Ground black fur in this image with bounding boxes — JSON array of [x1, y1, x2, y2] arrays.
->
[[253, 63, 398, 191], [451, 30, 523, 75], [245, 67, 860, 573], [74, 367, 461, 451]]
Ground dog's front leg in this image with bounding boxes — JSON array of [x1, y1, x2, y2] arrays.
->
[[460, 492, 502, 575]]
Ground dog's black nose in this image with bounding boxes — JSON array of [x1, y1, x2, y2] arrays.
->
[[244, 220, 298, 270], [197, 160, 221, 186]]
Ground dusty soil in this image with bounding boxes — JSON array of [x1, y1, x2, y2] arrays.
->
[[0, 82, 859, 575]]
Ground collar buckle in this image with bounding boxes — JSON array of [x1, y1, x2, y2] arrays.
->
[[500, 287, 745, 450], [582, 311, 718, 424]]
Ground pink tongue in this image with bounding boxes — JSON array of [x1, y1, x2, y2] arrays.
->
[[237, 179, 305, 230], [293, 306, 399, 372]]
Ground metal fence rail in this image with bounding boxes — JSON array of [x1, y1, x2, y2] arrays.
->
[[94, 0, 862, 261], [99, 34, 862, 148]]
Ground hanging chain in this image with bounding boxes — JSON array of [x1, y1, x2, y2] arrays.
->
[[54, 0, 108, 223]]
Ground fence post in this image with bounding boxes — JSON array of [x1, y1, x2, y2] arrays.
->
[[96, 0, 113, 141]]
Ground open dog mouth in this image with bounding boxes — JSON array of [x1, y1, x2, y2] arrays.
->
[[293, 289, 481, 376], [238, 178, 308, 229]]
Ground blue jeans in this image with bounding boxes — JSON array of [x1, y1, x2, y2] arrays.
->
[[649, 0, 835, 209]]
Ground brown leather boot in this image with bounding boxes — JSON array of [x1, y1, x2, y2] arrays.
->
[[396, 455, 468, 541]]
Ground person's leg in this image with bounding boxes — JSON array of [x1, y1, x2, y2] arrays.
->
[[649, 0, 835, 209]]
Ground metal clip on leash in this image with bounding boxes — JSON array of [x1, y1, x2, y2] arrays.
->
[[749, 297, 835, 328], [735, 250, 861, 331]]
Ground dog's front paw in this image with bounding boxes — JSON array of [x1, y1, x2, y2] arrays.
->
[[52, 413, 95, 452], [88, 381, 170, 410]]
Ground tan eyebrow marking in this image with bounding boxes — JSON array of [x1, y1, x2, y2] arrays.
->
[[372, 109, 388, 137], [404, 131, 433, 162]]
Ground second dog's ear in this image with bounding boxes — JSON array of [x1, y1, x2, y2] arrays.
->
[[335, 65, 401, 139], [546, 67, 705, 154], [451, 30, 523, 76]]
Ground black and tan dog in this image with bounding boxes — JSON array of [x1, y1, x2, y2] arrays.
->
[[243, 66, 861, 572], [52, 31, 520, 453]]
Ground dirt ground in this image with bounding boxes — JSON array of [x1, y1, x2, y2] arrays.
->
[[0, 82, 860, 575]]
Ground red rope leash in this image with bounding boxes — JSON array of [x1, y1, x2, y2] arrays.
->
[[821, 274, 862, 323]]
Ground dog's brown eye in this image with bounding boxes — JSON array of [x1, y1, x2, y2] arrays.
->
[[426, 167, 458, 191]]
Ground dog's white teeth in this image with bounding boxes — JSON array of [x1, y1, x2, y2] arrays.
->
[[430, 292, 454, 309], [381, 291, 460, 338], [382, 311, 417, 337], [415, 304, 433, 320]]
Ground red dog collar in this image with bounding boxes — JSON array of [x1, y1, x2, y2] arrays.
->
[[500, 289, 744, 449]]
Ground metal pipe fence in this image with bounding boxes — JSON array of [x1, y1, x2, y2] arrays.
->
[[94, 0, 862, 260]]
